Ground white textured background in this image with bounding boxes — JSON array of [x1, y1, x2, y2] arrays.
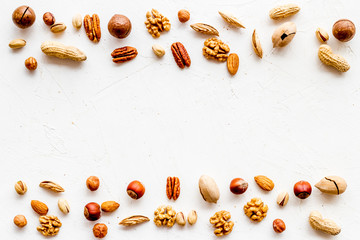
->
[[1, 0, 360, 239]]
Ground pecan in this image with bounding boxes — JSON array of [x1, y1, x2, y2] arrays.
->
[[171, 42, 191, 69], [84, 14, 101, 42], [111, 46, 138, 63], [166, 177, 180, 200]]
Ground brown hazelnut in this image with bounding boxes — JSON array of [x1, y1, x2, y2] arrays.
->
[[13, 215, 27, 227], [86, 176, 100, 191], [127, 180, 145, 199], [43, 12, 55, 26], [333, 19, 356, 42], [229, 178, 248, 194], [108, 14, 131, 39], [25, 57, 37, 70], [273, 219, 286, 233], [178, 9, 190, 23], [84, 202, 101, 221], [294, 180, 312, 199], [93, 223, 108, 238], [12, 5, 36, 29]]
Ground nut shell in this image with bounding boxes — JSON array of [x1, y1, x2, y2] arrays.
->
[[178, 9, 190, 23], [199, 175, 220, 203], [93, 223, 108, 238], [315, 176, 347, 195], [86, 176, 100, 191], [294, 180, 312, 199], [12, 5, 36, 29], [272, 22, 296, 47], [15, 180, 27, 195], [84, 202, 101, 221], [108, 14, 131, 39], [332, 19, 356, 42], [273, 219, 286, 233], [127, 180, 145, 199], [229, 178, 248, 194], [43, 12, 55, 26], [14, 215, 27, 227]]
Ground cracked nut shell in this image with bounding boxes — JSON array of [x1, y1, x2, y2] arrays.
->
[[127, 180, 145, 199], [315, 176, 347, 195], [12, 5, 36, 29], [332, 19, 356, 42], [108, 14, 132, 39]]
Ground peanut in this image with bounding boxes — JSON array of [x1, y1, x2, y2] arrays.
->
[[309, 211, 341, 235], [40, 41, 87, 61], [318, 44, 350, 72], [269, 4, 300, 20]]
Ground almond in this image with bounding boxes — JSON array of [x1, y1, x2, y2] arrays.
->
[[227, 53, 239, 75], [254, 175, 274, 191], [101, 201, 120, 212], [31, 200, 49, 215]]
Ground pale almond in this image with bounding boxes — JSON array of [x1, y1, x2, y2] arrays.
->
[[218, 11, 245, 28], [190, 23, 219, 36], [252, 29, 263, 58], [39, 181, 65, 193], [254, 175, 274, 191], [101, 201, 120, 212], [31, 200, 49, 215]]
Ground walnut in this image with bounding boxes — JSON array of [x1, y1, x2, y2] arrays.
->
[[243, 197, 268, 222], [202, 38, 230, 62], [209, 210, 234, 237], [154, 205, 176, 227], [144, 9, 171, 38], [37, 215, 62, 236]]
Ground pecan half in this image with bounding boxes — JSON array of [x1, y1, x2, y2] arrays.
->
[[171, 42, 191, 69], [166, 177, 180, 200], [111, 46, 138, 63], [84, 14, 101, 42]]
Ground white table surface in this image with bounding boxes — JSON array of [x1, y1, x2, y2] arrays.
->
[[2, 0, 360, 239]]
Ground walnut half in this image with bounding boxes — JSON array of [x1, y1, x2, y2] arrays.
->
[[37, 215, 62, 236], [209, 210, 234, 237], [154, 205, 176, 227], [243, 197, 268, 222]]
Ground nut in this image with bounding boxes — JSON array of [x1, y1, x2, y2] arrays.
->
[[127, 180, 145, 199], [227, 53, 239, 75], [218, 11, 245, 28], [72, 14, 82, 29], [178, 9, 190, 23], [31, 200, 49, 215], [41, 41, 87, 61], [86, 176, 100, 191], [269, 4, 300, 20], [210, 210, 234, 236], [108, 14, 132, 39], [37, 215, 62, 236], [315, 176, 347, 195], [254, 175, 274, 191], [12, 6, 36, 29], [43, 12, 55, 26], [318, 44, 350, 72], [152, 44, 165, 57], [9, 39, 26, 49], [243, 197, 268, 222], [50, 22, 66, 33], [187, 210, 197, 225], [171, 42, 191, 69], [101, 201, 120, 212], [190, 23, 219, 36], [93, 223, 108, 238], [252, 29, 263, 58], [15, 180, 27, 195], [272, 22, 297, 47], [154, 205, 176, 227], [39, 181, 65, 192], [332, 19, 356, 42], [203, 38, 230, 62], [273, 219, 286, 233], [230, 178, 248, 194], [176, 212, 186, 226], [25, 57, 37, 71], [84, 14, 101, 42], [111, 46, 138, 63], [276, 191, 289, 206], [198, 175, 220, 203], [119, 215, 150, 226], [144, 9, 171, 38], [166, 176, 180, 200], [309, 211, 341, 235], [84, 202, 101, 221], [58, 198, 70, 214], [316, 28, 329, 43], [294, 180, 312, 199], [14, 215, 27, 227]]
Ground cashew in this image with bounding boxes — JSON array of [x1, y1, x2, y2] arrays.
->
[[40, 41, 87, 61], [318, 44, 350, 72], [309, 211, 341, 235]]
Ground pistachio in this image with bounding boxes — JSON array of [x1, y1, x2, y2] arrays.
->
[[272, 22, 297, 47], [316, 27, 329, 43], [58, 198, 70, 214], [176, 212, 186, 226], [276, 191, 289, 206], [187, 210, 197, 225], [50, 22, 66, 33], [15, 180, 27, 195], [9, 39, 26, 49]]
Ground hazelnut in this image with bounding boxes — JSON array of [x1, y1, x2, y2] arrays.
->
[[108, 14, 132, 39], [294, 180, 312, 199], [178, 9, 190, 23], [93, 223, 108, 238], [127, 180, 145, 199], [13, 215, 27, 227], [333, 19, 356, 42], [84, 202, 101, 221], [43, 12, 55, 26], [229, 178, 248, 194], [273, 219, 286, 233], [12, 5, 36, 29], [25, 57, 37, 70], [86, 176, 100, 191], [14, 180, 27, 195]]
